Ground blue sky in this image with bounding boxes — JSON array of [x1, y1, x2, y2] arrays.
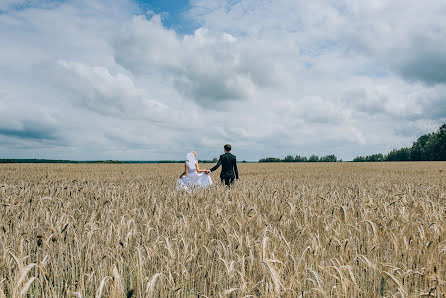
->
[[135, 0, 196, 33], [0, 0, 445, 161]]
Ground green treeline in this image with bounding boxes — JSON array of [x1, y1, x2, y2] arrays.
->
[[3, 124, 445, 164], [0, 159, 220, 164], [0, 159, 127, 164], [353, 123, 446, 162], [259, 123, 446, 163], [259, 154, 340, 163]]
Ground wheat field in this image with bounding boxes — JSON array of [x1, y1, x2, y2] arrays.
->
[[0, 162, 445, 297]]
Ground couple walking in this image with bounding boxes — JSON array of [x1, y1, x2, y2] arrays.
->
[[177, 144, 239, 190]]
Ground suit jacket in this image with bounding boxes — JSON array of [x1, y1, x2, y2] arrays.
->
[[210, 153, 239, 179]]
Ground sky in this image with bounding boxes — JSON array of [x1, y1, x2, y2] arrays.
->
[[0, 0, 445, 161]]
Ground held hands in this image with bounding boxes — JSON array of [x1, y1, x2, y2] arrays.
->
[[205, 170, 210, 174]]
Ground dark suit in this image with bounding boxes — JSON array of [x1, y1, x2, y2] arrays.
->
[[210, 152, 239, 185]]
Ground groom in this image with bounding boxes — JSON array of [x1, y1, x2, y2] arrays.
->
[[206, 144, 239, 186]]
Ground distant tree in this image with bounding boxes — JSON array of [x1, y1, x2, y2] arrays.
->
[[353, 156, 365, 162], [411, 134, 430, 161], [374, 153, 384, 162], [308, 155, 319, 162], [259, 157, 282, 162], [425, 134, 439, 161], [385, 148, 411, 161], [352, 123, 446, 162], [320, 155, 337, 162], [436, 124, 446, 160], [367, 153, 384, 162], [283, 155, 295, 162], [257, 124, 446, 163], [294, 155, 307, 162]]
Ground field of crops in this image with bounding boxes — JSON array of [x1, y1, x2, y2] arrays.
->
[[0, 162, 445, 297]]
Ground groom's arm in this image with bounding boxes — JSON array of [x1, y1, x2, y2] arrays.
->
[[209, 155, 222, 172], [233, 156, 239, 179]]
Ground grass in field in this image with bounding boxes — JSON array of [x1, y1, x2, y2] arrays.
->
[[0, 162, 445, 296]]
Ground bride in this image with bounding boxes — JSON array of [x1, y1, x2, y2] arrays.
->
[[176, 151, 212, 189]]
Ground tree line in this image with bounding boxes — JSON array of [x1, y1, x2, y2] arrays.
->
[[3, 124, 444, 164], [0, 159, 128, 164], [353, 123, 446, 162], [259, 154, 340, 163], [259, 123, 446, 163], [0, 159, 220, 164]]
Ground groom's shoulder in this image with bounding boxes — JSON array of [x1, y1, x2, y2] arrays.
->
[[222, 153, 236, 159]]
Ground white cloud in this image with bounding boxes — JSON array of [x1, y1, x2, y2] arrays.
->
[[57, 60, 163, 116], [0, 0, 445, 161], [113, 15, 262, 106], [190, 0, 446, 84]]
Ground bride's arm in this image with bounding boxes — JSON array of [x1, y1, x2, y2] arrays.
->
[[179, 162, 187, 178], [195, 162, 206, 173]]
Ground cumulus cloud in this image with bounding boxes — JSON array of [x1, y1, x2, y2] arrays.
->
[[57, 60, 168, 117], [190, 0, 446, 85], [0, 0, 445, 160], [339, 1, 446, 85], [0, 89, 67, 159], [113, 15, 273, 106], [0, 121, 58, 141]]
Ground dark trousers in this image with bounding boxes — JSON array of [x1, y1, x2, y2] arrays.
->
[[221, 177, 234, 186]]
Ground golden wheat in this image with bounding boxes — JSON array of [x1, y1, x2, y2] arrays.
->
[[0, 162, 445, 296]]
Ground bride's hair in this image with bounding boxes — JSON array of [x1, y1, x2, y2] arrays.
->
[[191, 151, 197, 158]]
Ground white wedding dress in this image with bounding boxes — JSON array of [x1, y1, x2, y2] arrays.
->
[[176, 153, 212, 190]]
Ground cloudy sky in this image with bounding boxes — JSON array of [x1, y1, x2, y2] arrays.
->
[[1, 0, 445, 161]]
